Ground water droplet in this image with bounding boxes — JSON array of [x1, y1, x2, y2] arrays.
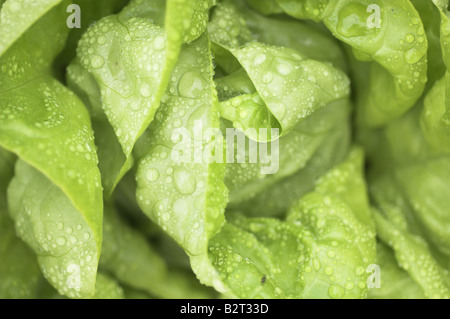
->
[[173, 118, 183, 128], [276, 62, 293, 75], [273, 102, 286, 119], [345, 282, 355, 290], [97, 36, 106, 45], [178, 71, 206, 98], [262, 71, 273, 84], [336, 3, 371, 38], [405, 33, 415, 43], [324, 266, 334, 276], [8, 1, 21, 13], [162, 212, 171, 221], [140, 83, 152, 97], [90, 55, 104, 69], [307, 75, 317, 83], [173, 167, 197, 195], [253, 53, 267, 66], [404, 48, 423, 64], [153, 35, 166, 50], [328, 284, 346, 299], [56, 237, 66, 246], [146, 168, 160, 182], [239, 110, 248, 119]]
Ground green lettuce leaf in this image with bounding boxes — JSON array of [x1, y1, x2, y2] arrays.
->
[[0, 3, 103, 298], [209, 148, 376, 298], [245, 0, 283, 15], [209, 1, 350, 141], [362, 77, 450, 258], [8, 160, 101, 298], [0, 0, 63, 57], [135, 33, 230, 294], [224, 98, 351, 209], [0, 147, 42, 299], [100, 203, 215, 299], [276, 0, 428, 128], [411, 0, 445, 91], [35, 271, 125, 299], [368, 242, 427, 299], [432, 0, 450, 124], [372, 208, 450, 299], [68, 0, 215, 194]]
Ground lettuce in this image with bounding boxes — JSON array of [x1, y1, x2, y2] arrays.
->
[[1, 0, 449, 300]]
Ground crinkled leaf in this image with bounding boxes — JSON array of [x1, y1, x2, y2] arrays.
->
[[228, 112, 351, 218], [373, 208, 450, 299], [209, 1, 350, 141], [0, 0, 63, 56], [0, 4, 103, 298], [421, 77, 450, 154], [368, 242, 427, 299], [8, 160, 100, 298], [219, 43, 350, 141], [363, 78, 450, 257], [67, 62, 133, 197], [224, 0, 348, 71], [135, 34, 230, 293], [225, 98, 351, 206], [70, 0, 214, 193], [277, 0, 428, 127], [209, 148, 376, 298], [412, 0, 445, 91]]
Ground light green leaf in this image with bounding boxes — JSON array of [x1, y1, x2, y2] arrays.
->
[[363, 78, 450, 258], [277, 0, 428, 127], [368, 242, 427, 299], [90, 272, 125, 299], [66, 62, 133, 198], [209, 148, 376, 298], [225, 98, 351, 207], [100, 203, 214, 299], [135, 34, 230, 294], [0, 3, 103, 298], [373, 208, 450, 299], [221, 42, 349, 140], [69, 0, 215, 193], [432, 0, 450, 124], [8, 160, 100, 298], [35, 271, 125, 299], [238, 1, 348, 72], [0, 208, 42, 299], [209, 1, 350, 141], [421, 77, 450, 154], [228, 113, 351, 218], [411, 0, 445, 91], [275, 0, 330, 22], [245, 0, 283, 15], [0, 0, 63, 56]]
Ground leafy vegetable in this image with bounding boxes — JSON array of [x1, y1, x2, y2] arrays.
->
[[209, 148, 376, 299], [276, 0, 429, 127], [0, 0, 63, 56], [1, 0, 450, 300]]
